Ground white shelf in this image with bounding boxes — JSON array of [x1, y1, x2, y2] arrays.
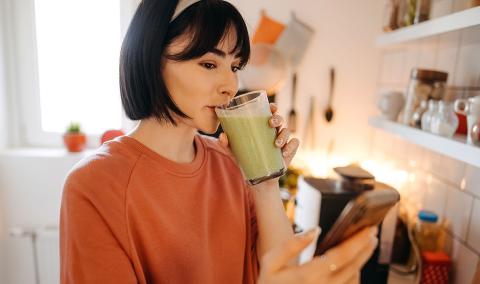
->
[[376, 6, 480, 46], [368, 117, 480, 168]]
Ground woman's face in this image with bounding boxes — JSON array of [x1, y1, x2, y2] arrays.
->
[[162, 30, 243, 134]]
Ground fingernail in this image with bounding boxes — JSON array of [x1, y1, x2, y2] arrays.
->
[[276, 138, 283, 146], [282, 150, 289, 157], [371, 236, 379, 247], [370, 226, 378, 236], [270, 117, 278, 124]]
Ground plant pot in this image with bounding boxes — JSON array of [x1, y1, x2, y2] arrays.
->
[[63, 133, 87, 152]]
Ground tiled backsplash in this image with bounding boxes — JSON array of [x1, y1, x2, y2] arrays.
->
[[374, 1, 480, 283], [371, 130, 480, 284]]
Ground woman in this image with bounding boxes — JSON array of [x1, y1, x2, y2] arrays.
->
[[60, 0, 378, 283]]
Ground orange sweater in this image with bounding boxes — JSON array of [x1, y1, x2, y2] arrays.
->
[[60, 135, 259, 283]]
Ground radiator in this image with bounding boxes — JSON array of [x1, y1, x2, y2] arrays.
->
[[9, 226, 60, 284]]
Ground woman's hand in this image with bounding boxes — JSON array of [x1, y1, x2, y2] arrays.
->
[[265, 103, 299, 167], [258, 226, 378, 284], [219, 103, 299, 170]]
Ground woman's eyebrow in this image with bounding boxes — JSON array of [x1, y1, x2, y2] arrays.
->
[[208, 48, 241, 59]]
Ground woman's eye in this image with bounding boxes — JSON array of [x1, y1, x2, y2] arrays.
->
[[231, 66, 242, 72], [201, 63, 216, 70]]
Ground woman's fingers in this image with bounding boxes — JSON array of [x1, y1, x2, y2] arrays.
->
[[294, 227, 377, 284], [328, 237, 377, 284], [345, 272, 360, 284], [261, 227, 321, 274], [324, 226, 378, 269], [275, 128, 290, 148], [269, 114, 283, 129], [270, 103, 278, 114], [281, 138, 299, 167], [219, 132, 229, 148], [303, 226, 377, 274]]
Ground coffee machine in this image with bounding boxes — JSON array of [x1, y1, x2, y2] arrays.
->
[[294, 166, 398, 284]]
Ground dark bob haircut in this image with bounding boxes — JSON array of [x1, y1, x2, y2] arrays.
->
[[119, 0, 250, 125]]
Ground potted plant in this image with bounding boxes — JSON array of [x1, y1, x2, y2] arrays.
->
[[63, 122, 87, 152]]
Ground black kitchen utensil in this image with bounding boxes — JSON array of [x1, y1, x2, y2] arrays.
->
[[288, 72, 298, 132], [324, 68, 335, 123]]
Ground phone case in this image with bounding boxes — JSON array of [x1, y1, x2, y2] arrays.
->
[[315, 185, 400, 255]]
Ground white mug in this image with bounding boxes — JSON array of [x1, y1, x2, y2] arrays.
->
[[377, 91, 405, 121], [454, 95, 480, 145]]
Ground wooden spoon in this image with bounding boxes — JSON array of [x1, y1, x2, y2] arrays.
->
[[324, 68, 335, 123]]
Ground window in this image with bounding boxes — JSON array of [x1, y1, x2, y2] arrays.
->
[[34, 0, 122, 135], [7, 0, 138, 147]]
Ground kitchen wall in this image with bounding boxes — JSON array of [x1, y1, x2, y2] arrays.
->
[[1, 0, 10, 280], [373, 0, 480, 282], [0, 151, 86, 284], [0, 0, 383, 283], [231, 0, 384, 161]]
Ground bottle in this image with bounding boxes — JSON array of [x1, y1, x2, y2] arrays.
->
[[404, 0, 417, 26], [411, 99, 428, 128], [421, 100, 438, 132], [415, 210, 440, 252], [414, 0, 431, 24], [430, 101, 459, 138]]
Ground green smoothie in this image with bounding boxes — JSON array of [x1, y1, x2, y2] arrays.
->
[[218, 115, 285, 183]]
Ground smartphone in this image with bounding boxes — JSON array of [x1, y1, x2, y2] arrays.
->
[[315, 184, 400, 255]]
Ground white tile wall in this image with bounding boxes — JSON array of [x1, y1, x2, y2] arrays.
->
[[418, 38, 439, 69], [407, 170, 427, 210], [467, 198, 480, 253], [406, 142, 424, 169], [421, 148, 443, 175], [452, 0, 473, 11], [450, 238, 479, 284], [455, 26, 480, 86], [465, 165, 480, 198], [423, 175, 448, 218], [435, 31, 461, 84], [376, 2, 480, 283], [381, 50, 405, 85], [430, 0, 454, 18], [445, 186, 473, 241], [439, 154, 467, 187], [401, 45, 420, 86]]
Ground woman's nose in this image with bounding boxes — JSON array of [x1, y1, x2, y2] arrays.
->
[[219, 72, 238, 100]]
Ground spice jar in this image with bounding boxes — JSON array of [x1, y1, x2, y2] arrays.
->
[[402, 68, 448, 126], [414, 210, 440, 252], [421, 100, 438, 132], [430, 101, 459, 138]]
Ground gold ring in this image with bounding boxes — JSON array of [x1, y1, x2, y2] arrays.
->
[[320, 255, 338, 272]]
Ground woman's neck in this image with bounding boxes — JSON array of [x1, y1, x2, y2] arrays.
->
[[127, 118, 198, 163]]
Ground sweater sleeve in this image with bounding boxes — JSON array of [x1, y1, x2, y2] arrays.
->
[[244, 183, 260, 282], [60, 170, 138, 284]]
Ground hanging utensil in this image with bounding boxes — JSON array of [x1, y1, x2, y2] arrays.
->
[[324, 67, 335, 123], [288, 72, 298, 132], [303, 96, 317, 151]]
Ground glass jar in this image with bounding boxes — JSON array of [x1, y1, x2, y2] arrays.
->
[[414, 210, 440, 252], [402, 68, 448, 126], [411, 99, 428, 128], [414, 0, 431, 24], [421, 100, 438, 132], [383, 0, 400, 31], [430, 101, 459, 138], [404, 0, 417, 26]]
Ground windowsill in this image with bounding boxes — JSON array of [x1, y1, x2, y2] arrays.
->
[[0, 147, 96, 158]]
